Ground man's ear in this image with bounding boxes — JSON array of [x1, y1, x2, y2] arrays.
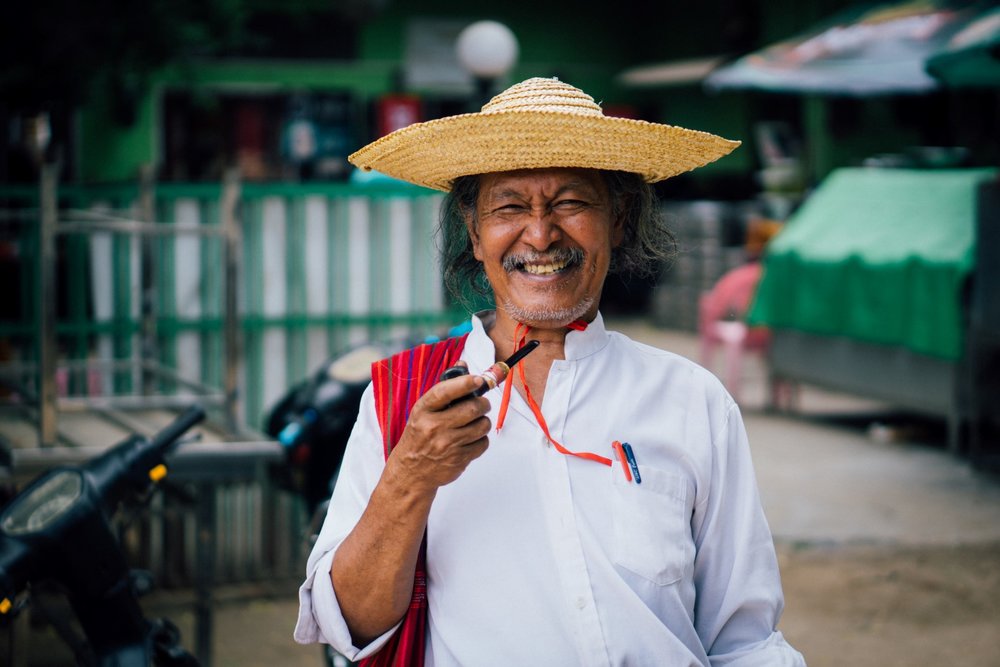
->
[[464, 209, 484, 261]]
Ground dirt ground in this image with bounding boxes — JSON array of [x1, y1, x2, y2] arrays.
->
[[12, 540, 1000, 666], [195, 541, 1000, 667], [191, 542, 1000, 667], [776, 541, 1000, 667]]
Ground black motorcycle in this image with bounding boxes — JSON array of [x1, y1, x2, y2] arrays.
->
[[0, 405, 206, 666], [264, 341, 400, 517]]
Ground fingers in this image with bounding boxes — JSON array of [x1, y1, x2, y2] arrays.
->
[[449, 412, 492, 448], [387, 365, 494, 490], [405, 394, 491, 446], [389, 417, 490, 491], [422, 368, 486, 412]]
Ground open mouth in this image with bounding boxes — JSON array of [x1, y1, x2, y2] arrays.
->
[[523, 259, 571, 275], [505, 248, 583, 277]]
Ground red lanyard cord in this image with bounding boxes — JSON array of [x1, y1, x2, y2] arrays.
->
[[496, 321, 612, 467]]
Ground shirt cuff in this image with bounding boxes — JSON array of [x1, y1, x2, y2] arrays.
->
[[709, 631, 806, 667], [294, 547, 403, 661]]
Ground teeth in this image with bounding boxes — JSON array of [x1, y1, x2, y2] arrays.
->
[[523, 261, 567, 275]]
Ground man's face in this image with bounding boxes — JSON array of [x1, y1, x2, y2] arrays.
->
[[465, 168, 624, 330]]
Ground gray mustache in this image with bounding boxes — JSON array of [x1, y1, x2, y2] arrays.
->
[[502, 247, 584, 272]]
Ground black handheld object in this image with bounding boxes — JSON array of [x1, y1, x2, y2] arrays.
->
[[439, 366, 471, 382], [439, 340, 540, 401]]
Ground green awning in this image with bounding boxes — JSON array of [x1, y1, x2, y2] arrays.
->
[[748, 167, 998, 360]]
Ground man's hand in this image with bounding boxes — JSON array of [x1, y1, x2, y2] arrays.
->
[[387, 363, 492, 493]]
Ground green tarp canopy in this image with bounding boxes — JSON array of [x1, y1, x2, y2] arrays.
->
[[748, 167, 998, 360]]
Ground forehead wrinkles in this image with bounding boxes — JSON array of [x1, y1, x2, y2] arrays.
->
[[487, 180, 586, 202], [478, 171, 607, 208]]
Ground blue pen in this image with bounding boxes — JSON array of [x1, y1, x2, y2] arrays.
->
[[622, 442, 641, 484]]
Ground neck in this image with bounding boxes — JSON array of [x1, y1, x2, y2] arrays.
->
[[487, 307, 592, 362]]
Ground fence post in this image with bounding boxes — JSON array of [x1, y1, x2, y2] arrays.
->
[[221, 169, 242, 433], [139, 164, 158, 396], [38, 162, 59, 447]]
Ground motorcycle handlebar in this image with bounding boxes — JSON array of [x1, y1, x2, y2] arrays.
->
[[150, 404, 207, 454], [0, 401, 209, 664]]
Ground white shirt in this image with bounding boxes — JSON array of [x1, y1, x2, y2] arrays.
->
[[295, 312, 805, 666]]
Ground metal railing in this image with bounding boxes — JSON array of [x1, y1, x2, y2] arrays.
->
[[0, 165, 242, 446], [0, 165, 458, 447], [0, 165, 461, 664]]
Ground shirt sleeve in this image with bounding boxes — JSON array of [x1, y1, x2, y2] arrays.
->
[[292, 383, 403, 661], [691, 401, 807, 667]]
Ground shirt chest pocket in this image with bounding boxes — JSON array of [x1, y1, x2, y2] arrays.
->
[[611, 466, 694, 586]]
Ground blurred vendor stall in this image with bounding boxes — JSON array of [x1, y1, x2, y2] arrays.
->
[[704, 2, 993, 96], [926, 5, 1000, 89], [748, 166, 999, 462]]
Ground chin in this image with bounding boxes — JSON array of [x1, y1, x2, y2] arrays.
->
[[499, 297, 596, 329]]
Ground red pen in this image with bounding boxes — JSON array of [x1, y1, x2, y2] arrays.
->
[[612, 440, 632, 483]]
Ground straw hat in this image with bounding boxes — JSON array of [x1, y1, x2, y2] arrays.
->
[[349, 77, 741, 192]]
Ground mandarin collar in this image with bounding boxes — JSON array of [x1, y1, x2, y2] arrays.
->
[[466, 310, 609, 369]]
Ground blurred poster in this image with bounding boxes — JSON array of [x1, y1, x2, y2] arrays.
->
[[282, 92, 354, 180], [377, 94, 421, 137]]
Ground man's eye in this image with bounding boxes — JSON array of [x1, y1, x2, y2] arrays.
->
[[555, 199, 587, 210]]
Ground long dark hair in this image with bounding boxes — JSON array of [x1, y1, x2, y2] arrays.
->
[[438, 170, 676, 308]]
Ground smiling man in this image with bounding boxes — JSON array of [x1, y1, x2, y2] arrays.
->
[[295, 78, 805, 666], [473, 169, 616, 329]]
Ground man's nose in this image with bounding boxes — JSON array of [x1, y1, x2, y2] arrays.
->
[[521, 210, 562, 249]]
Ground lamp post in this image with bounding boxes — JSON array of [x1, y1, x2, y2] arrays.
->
[[455, 20, 519, 111]]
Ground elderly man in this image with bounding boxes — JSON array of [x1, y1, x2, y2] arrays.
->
[[295, 78, 805, 666]]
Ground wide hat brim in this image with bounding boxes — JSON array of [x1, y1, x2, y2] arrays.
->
[[349, 78, 741, 192]]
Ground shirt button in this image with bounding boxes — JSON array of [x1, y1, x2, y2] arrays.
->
[[575, 596, 586, 610]]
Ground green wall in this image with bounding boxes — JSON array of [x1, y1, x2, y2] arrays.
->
[[78, 59, 402, 183], [78, 90, 158, 184]]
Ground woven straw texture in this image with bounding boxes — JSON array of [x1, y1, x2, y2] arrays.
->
[[349, 78, 740, 192]]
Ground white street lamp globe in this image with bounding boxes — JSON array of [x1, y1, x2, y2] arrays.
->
[[456, 21, 519, 79]]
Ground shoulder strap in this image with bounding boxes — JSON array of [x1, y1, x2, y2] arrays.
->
[[371, 334, 469, 459]]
